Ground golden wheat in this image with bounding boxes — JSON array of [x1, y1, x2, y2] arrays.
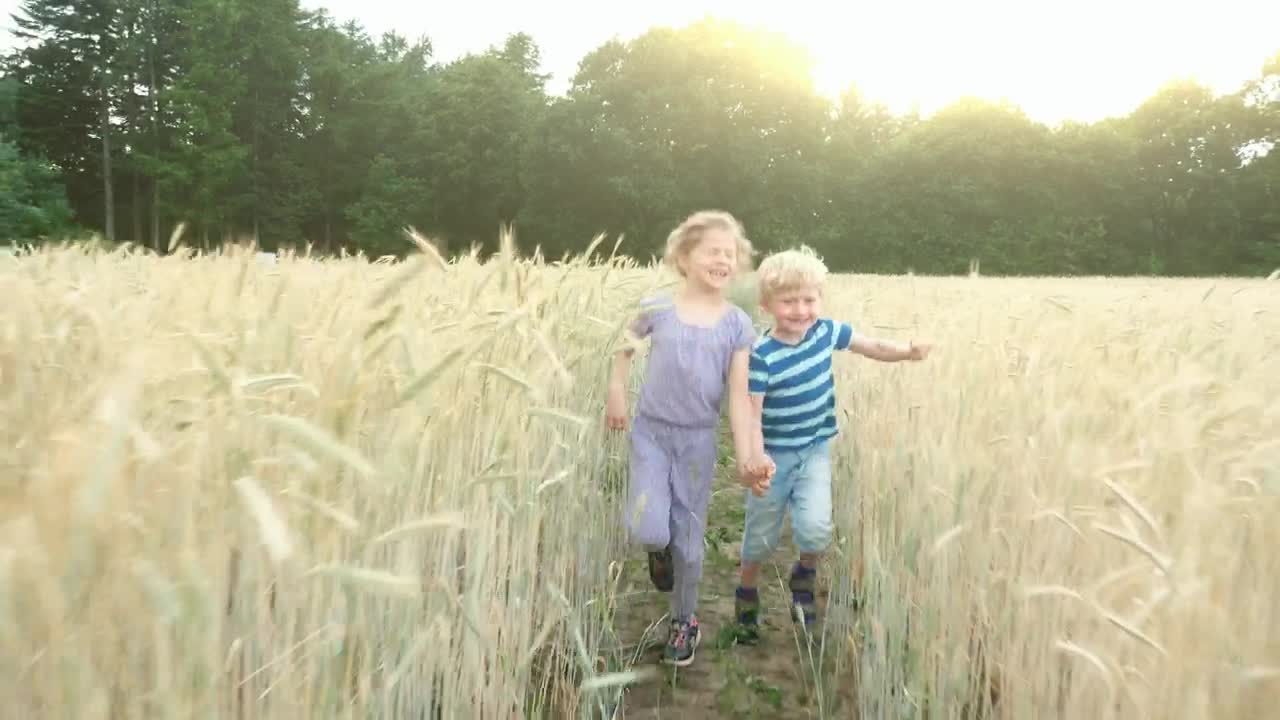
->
[[825, 273, 1279, 719], [0, 239, 658, 718], [1, 241, 1276, 719]]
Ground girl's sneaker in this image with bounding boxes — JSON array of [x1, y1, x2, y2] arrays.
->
[[663, 616, 701, 666], [647, 547, 674, 592], [789, 562, 817, 627], [734, 586, 761, 644]]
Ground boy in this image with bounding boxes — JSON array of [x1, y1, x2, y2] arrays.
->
[[735, 246, 931, 639]]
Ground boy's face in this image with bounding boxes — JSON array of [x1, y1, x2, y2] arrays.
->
[[762, 284, 822, 338]]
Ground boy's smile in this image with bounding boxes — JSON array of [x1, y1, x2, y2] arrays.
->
[[762, 286, 821, 343]]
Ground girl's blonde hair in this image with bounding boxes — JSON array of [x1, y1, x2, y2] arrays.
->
[[662, 210, 755, 276], [757, 245, 829, 301]]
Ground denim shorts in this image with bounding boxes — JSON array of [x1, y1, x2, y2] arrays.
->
[[740, 438, 834, 562]]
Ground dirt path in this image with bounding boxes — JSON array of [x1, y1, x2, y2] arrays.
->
[[608, 451, 862, 719]]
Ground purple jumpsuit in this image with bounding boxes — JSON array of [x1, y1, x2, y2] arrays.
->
[[624, 294, 756, 620]]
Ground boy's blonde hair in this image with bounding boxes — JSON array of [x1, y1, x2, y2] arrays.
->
[[757, 245, 829, 301], [662, 210, 755, 276]]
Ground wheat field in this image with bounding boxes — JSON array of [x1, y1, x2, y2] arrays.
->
[[0, 240, 1276, 719]]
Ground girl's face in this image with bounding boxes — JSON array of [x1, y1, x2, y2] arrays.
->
[[679, 228, 738, 292]]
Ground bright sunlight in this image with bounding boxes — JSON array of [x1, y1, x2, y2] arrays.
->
[[296, 0, 1280, 123]]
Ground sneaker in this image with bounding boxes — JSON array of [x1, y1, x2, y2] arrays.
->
[[789, 562, 817, 627], [663, 616, 701, 666], [647, 547, 674, 592], [733, 587, 761, 645]]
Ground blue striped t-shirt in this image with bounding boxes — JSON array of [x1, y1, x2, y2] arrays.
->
[[748, 318, 855, 452]]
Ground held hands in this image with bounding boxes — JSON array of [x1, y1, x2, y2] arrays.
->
[[738, 454, 775, 497]]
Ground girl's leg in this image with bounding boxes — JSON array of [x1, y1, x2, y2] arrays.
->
[[663, 425, 717, 666], [625, 416, 674, 590], [668, 426, 718, 619]]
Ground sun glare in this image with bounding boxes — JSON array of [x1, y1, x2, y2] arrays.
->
[[280, 0, 1277, 124], [720, 0, 1278, 123]]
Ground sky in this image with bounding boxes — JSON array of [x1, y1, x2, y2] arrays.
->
[[2, 0, 1277, 124]]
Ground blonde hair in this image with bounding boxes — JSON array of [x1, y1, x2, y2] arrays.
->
[[757, 245, 829, 301], [662, 210, 755, 276]]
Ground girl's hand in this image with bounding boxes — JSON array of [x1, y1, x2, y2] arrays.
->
[[739, 455, 774, 496], [907, 340, 933, 361], [748, 458, 773, 496], [605, 383, 629, 430], [752, 454, 776, 480]]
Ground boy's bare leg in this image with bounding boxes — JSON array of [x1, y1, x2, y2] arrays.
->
[[734, 560, 764, 643]]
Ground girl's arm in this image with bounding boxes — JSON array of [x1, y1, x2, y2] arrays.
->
[[605, 347, 634, 430], [727, 348, 755, 462], [607, 304, 655, 430], [749, 393, 766, 461], [740, 392, 774, 494], [606, 318, 646, 430], [609, 345, 634, 388]]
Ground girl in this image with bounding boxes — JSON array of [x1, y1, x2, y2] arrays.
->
[[605, 209, 759, 667]]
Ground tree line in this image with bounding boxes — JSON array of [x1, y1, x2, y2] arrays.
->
[[3, 0, 1278, 276]]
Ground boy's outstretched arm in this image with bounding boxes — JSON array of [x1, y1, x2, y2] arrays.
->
[[848, 334, 932, 362]]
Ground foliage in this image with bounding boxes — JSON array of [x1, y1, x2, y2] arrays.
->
[[2, 6, 1277, 275], [0, 79, 75, 240]]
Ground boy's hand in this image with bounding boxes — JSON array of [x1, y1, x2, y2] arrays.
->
[[907, 340, 932, 361], [851, 335, 934, 363], [749, 475, 771, 497], [605, 383, 629, 430]]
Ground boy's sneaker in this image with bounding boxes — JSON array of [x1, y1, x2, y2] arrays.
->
[[789, 562, 818, 627], [733, 586, 761, 644], [663, 616, 701, 666], [647, 547, 674, 592]]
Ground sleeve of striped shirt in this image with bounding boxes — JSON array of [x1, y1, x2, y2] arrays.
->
[[747, 349, 769, 395], [832, 320, 855, 351]]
